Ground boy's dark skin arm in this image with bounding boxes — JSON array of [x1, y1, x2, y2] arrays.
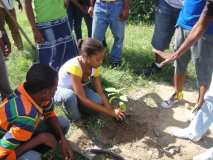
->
[[88, 0, 95, 16], [24, 0, 44, 43], [119, 0, 129, 21], [16, 133, 57, 157], [45, 117, 74, 160], [159, 1, 213, 66]]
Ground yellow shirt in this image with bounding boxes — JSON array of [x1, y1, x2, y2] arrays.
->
[[58, 56, 100, 89]]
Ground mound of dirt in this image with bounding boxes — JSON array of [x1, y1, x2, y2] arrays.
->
[[68, 84, 213, 160]]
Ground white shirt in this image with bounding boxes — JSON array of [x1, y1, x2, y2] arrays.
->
[[164, 0, 183, 9], [58, 56, 100, 89], [0, 0, 14, 10]]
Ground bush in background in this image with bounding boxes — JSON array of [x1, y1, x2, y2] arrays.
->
[[129, 0, 157, 22]]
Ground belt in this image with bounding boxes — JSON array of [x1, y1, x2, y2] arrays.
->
[[100, 0, 116, 3]]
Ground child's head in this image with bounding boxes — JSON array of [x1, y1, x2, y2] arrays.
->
[[78, 38, 105, 68], [24, 63, 58, 106]]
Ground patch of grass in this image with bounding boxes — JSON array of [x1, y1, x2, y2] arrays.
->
[[5, 11, 197, 160]]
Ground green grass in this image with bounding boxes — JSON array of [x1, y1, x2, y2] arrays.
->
[[7, 12, 196, 90], [4, 11, 197, 160]]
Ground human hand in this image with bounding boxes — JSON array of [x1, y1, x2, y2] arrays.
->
[[40, 133, 57, 149], [113, 108, 126, 120], [119, 8, 129, 21], [88, 6, 94, 16], [60, 138, 74, 160], [33, 28, 44, 43], [153, 48, 179, 67]]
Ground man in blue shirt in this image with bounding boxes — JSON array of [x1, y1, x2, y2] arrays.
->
[[161, 0, 213, 111]]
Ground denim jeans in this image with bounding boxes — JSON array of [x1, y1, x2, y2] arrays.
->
[[54, 87, 102, 121], [17, 150, 42, 160], [92, 0, 126, 63], [151, 0, 180, 50]]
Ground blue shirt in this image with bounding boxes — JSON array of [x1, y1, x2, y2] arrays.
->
[[177, 0, 213, 34]]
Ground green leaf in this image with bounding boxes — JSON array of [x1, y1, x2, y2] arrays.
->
[[108, 92, 118, 96], [109, 96, 119, 104], [105, 87, 117, 93], [119, 101, 127, 112], [119, 95, 128, 102]]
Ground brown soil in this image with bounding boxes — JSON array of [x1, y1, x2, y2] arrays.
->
[[69, 83, 213, 160]]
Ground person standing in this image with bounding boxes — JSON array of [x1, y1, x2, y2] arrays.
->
[[0, 0, 24, 51], [160, 0, 213, 110], [67, 0, 93, 40], [0, 64, 73, 160], [142, 0, 182, 76], [91, 0, 129, 68], [24, 0, 78, 71]]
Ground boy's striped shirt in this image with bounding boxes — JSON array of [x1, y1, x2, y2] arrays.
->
[[0, 84, 56, 160]]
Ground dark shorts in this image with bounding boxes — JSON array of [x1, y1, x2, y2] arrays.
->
[[151, 0, 180, 51]]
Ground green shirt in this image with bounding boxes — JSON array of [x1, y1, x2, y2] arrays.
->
[[33, 0, 67, 23]]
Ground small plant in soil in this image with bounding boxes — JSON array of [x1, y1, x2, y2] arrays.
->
[[105, 87, 128, 112]]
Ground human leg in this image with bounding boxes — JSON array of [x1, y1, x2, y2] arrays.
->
[[54, 87, 81, 121], [6, 9, 23, 50]]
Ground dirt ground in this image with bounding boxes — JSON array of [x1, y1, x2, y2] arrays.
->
[[68, 83, 213, 160]]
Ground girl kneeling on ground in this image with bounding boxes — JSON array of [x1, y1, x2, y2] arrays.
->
[[54, 38, 125, 121]]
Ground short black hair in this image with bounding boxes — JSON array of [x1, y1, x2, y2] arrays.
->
[[24, 63, 58, 94]]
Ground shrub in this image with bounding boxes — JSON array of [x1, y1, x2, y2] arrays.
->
[[129, 0, 157, 22]]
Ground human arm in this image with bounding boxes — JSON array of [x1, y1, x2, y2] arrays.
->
[[0, 115, 38, 160], [88, 0, 96, 16], [16, 133, 57, 157], [43, 102, 73, 160], [71, 75, 125, 119], [119, 0, 129, 21], [93, 76, 112, 109], [159, 1, 213, 66], [45, 117, 73, 160], [24, 0, 44, 43]]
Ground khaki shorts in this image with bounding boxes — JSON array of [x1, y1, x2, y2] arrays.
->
[[174, 27, 213, 87]]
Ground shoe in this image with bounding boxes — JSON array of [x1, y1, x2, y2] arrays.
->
[[170, 127, 201, 142], [142, 63, 161, 77], [160, 92, 183, 108], [110, 62, 121, 69], [170, 127, 190, 139]]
